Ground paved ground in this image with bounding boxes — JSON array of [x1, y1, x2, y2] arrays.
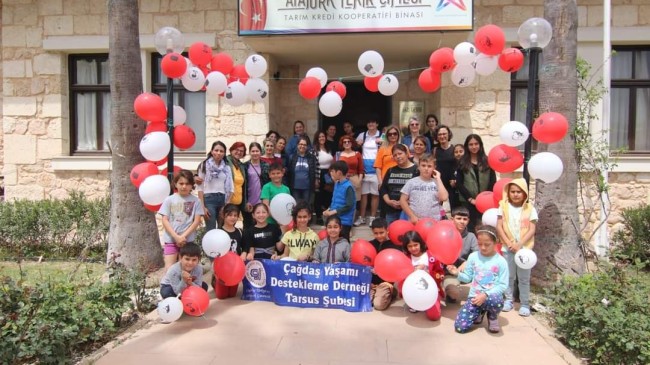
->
[[93, 226, 581, 365]]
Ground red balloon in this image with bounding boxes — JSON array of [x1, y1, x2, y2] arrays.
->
[[532, 112, 569, 144], [475, 191, 497, 213], [374, 248, 413, 282], [388, 220, 415, 246], [498, 48, 524, 73], [418, 68, 441, 93], [488, 144, 524, 173], [130, 162, 158, 187], [152, 156, 168, 166], [213, 251, 246, 286], [317, 229, 328, 240], [211, 53, 234, 75], [181, 286, 210, 316], [429, 47, 455, 73], [350, 239, 377, 266], [188, 42, 213, 67], [474, 24, 506, 56], [160, 165, 182, 178], [415, 218, 437, 242], [285, 220, 295, 230], [134, 93, 166, 122], [492, 178, 513, 205], [143, 203, 161, 212], [173, 125, 196, 150], [364, 75, 382, 92], [426, 220, 462, 265], [145, 121, 167, 134], [161, 52, 187, 79], [326, 81, 347, 99], [299, 77, 321, 100], [229, 64, 249, 84]]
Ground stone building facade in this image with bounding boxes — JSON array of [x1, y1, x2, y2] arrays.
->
[[1, 0, 649, 247]]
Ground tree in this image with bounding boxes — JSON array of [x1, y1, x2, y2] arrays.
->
[[107, 0, 163, 270], [532, 0, 586, 284]]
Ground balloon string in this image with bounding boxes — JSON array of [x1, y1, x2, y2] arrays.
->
[[270, 66, 430, 81]]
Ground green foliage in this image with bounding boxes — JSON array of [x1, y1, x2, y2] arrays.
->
[[611, 204, 650, 265], [548, 262, 650, 364], [107, 253, 159, 313], [0, 192, 110, 260]]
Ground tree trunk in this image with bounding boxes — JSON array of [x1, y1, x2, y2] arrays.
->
[[107, 0, 163, 270], [533, 0, 585, 285]]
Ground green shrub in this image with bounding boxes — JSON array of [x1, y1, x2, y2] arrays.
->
[[548, 263, 650, 364], [0, 192, 110, 260], [611, 203, 650, 265]]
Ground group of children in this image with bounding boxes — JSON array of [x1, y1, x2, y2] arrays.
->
[[156, 158, 537, 334]]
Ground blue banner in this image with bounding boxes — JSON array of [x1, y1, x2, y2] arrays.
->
[[242, 259, 372, 312]]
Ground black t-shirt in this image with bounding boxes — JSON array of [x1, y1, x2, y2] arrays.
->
[[369, 238, 403, 285], [223, 227, 243, 255], [242, 224, 282, 259], [379, 164, 419, 214], [435, 145, 456, 190]]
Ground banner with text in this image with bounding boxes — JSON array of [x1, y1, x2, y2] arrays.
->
[[242, 259, 373, 312], [238, 0, 474, 35]]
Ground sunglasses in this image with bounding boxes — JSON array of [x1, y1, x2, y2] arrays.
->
[[387, 132, 398, 136], [410, 123, 420, 127]]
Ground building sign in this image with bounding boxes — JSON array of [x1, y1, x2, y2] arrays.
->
[[242, 259, 373, 312], [399, 101, 425, 136], [238, 0, 473, 35]]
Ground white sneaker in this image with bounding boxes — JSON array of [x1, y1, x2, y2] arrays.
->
[[354, 216, 365, 227], [367, 216, 375, 226]]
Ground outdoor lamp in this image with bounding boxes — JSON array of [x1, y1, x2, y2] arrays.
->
[[154, 26, 184, 55]]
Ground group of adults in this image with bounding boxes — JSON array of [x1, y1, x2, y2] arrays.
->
[[195, 114, 496, 234]]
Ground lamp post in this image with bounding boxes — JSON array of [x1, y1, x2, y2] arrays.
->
[[154, 27, 184, 187], [517, 18, 552, 185]]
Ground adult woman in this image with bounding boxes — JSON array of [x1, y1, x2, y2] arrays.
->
[[313, 131, 335, 225], [433, 125, 457, 209], [266, 130, 280, 143], [286, 120, 311, 159], [226, 142, 247, 213], [261, 139, 282, 166], [456, 134, 496, 233], [325, 124, 338, 154], [424, 114, 440, 149], [337, 135, 364, 216], [411, 136, 428, 166], [242, 142, 270, 229], [356, 117, 383, 226], [374, 126, 401, 185], [197, 141, 233, 229], [380, 144, 419, 224], [402, 116, 431, 153], [287, 136, 316, 205], [343, 121, 355, 139]]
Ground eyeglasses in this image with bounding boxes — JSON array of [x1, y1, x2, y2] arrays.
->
[[410, 123, 420, 127], [387, 132, 398, 136]]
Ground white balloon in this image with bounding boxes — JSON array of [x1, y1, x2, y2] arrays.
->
[[529, 152, 564, 183], [173, 105, 186, 126], [357, 50, 385, 77], [318, 91, 343, 117], [205, 71, 228, 95], [244, 54, 268, 78], [499, 121, 530, 147], [224, 81, 248, 106], [139, 131, 171, 162], [269, 193, 296, 225], [402, 270, 439, 311], [181, 66, 206, 92], [474, 54, 499, 76], [201, 229, 232, 258], [378, 74, 399, 96], [138, 175, 170, 205], [514, 248, 537, 270], [451, 64, 476, 87], [482, 208, 499, 227], [454, 42, 478, 66], [157, 297, 183, 323], [306, 67, 328, 88], [245, 78, 269, 103]]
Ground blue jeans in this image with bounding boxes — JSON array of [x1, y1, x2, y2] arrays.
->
[[385, 211, 402, 225], [204, 193, 225, 230], [292, 189, 311, 205]]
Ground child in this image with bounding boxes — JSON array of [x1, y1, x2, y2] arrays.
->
[[322, 161, 356, 241], [369, 217, 401, 310], [401, 231, 445, 320], [400, 153, 449, 223], [260, 162, 291, 225], [449, 143, 465, 209], [312, 215, 351, 263], [244, 203, 283, 260], [444, 207, 479, 303], [158, 170, 204, 269], [277, 201, 319, 261], [160, 242, 209, 299], [447, 225, 508, 333], [453, 143, 465, 162], [496, 178, 538, 317], [213, 204, 246, 299]]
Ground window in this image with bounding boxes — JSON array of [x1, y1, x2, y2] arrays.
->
[[510, 49, 540, 151], [151, 54, 206, 153], [611, 46, 650, 153], [69, 54, 111, 153]]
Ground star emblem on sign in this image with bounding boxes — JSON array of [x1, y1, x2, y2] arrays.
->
[[252, 13, 262, 23], [436, 0, 466, 11]]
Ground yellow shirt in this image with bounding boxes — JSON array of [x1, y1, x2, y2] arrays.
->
[[230, 166, 244, 205], [282, 229, 319, 260]]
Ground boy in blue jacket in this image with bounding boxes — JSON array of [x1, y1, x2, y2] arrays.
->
[[322, 161, 356, 241]]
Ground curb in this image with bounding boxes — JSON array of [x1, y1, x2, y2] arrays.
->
[[525, 314, 586, 365]]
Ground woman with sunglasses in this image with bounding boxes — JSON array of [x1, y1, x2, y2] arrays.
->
[[402, 116, 431, 154], [374, 126, 402, 185]]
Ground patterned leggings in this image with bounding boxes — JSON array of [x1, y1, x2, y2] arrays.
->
[[454, 293, 504, 333]]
